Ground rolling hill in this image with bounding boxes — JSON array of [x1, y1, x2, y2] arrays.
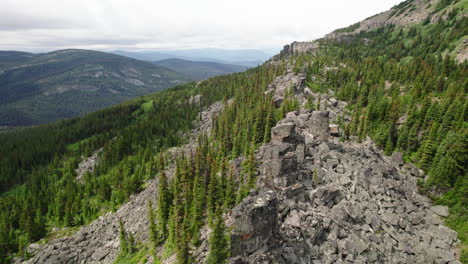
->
[[152, 58, 248, 80], [0, 49, 192, 126]]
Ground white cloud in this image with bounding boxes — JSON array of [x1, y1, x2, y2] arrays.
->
[[0, 0, 404, 51]]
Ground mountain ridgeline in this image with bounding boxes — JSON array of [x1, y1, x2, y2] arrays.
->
[[111, 49, 271, 67], [0, 0, 467, 263], [0, 49, 192, 126], [152, 58, 248, 80]]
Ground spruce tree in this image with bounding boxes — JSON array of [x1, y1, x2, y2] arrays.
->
[[119, 218, 129, 255], [157, 171, 171, 240], [206, 213, 229, 264]]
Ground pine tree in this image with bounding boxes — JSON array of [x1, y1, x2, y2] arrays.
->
[[419, 122, 439, 170], [157, 171, 171, 240], [206, 213, 229, 264], [119, 218, 129, 255], [148, 201, 159, 247]]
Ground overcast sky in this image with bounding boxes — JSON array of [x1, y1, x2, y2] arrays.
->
[[1, 0, 404, 52]]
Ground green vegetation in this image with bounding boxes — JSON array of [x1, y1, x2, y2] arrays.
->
[[0, 49, 192, 126], [0, 62, 287, 263], [433, 0, 461, 13], [293, 12, 467, 259], [389, 0, 415, 17], [0, 1, 466, 263], [0, 80, 201, 262], [142, 64, 289, 263], [335, 22, 361, 33], [153, 58, 248, 80]]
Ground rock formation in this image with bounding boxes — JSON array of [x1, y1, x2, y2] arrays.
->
[[21, 67, 461, 264], [229, 108, 460, 264]]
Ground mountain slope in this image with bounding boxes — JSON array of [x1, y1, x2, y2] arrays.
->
[[0, 51, 35, 70], [0, 49, 192, 126], [111, 49, 269, 67], [111, 50, 175, 62], [0, 0, 467, 263], [153, 58, 248, 80]]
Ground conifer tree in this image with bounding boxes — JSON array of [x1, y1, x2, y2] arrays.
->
[[157, 171, 171, 240], [119, 218, 129, 255], [148, 201, 159, 246], [206, 213, 229, 264]]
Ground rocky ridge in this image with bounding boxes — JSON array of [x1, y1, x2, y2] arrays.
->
[[275, 0, 467, 62], [222, 65, 461, 263], [228, 108, 460, 263], [325, 0, 443, 40], [20, 64, 461, 264]]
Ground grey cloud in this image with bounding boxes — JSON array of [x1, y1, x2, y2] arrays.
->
[[0, 14, 86, 31]]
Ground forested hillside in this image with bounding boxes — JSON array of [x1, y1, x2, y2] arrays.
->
[[152, 58, 248, 80], [0, 49, 192, 126], [301, 9, 467, 255], [0, 0, 466, 263]]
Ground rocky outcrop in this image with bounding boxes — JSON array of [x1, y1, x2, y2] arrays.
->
[[231, 190, 278, 258], [265, 71, 307, 107], [22, 179, 159, 264], [229, 108, 460, 264], [75, 148, 102, 182], [274, 41, 320, 58], [325, 0, 440, 40]]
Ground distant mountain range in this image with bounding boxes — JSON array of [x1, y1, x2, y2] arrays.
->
[[0, 49, 192, 126], [152, 58, 248, 80], [0, 49, 258, 126], [111, 48, 275, 67]]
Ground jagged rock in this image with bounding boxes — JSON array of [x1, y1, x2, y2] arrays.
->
[[275, 41, 319, 58], [325, 0, 437, 41], [230, 106, 460, 264], [311, 186, 344, 208], [264, 72, 306, 106], [307, 111, 330, 141], [271, 121, 297, 144], [231, 191, 278, 257]]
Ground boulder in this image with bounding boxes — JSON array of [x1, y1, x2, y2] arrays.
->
[[307, 111, 330, 141], [231, 191, 278, 257], [391, 152, 404, 166], [271, 122, 297, 144], [329, 124, 339, 137], [430, 205, 449, 217]]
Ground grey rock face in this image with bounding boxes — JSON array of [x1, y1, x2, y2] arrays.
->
[[264, 72, 306, 107], [230, 108, 460, 264], [307, 111, 329, 141], [274, 41, 320, 59], [271, 122, 297, 144], [325, 0, 438, 40], [231, 191, 278, 257]]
